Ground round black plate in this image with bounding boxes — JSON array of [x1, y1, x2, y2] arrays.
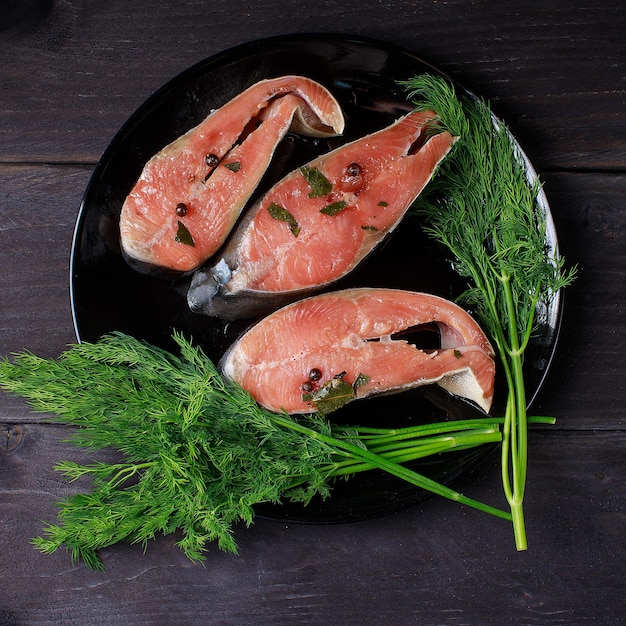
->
[[70, 34, 562, 523]]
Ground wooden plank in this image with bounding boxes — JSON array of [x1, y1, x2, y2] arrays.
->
[[0, 1, 624, 170], [1, 166, 623, 430], [0, 165, 88, 418], [1, 423, 623, 624], [0, 165, 88, 356], [532, 172, 626, 428]]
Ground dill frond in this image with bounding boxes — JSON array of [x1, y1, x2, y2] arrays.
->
[[403, 74, 576, 549]]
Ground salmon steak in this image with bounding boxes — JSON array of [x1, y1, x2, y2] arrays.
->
[[188, 110, 456, 319], [119, 76, 345, 272], [220, 288, 496, 415]]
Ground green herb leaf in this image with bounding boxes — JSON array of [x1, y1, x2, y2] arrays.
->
[[267, 202, 300, 237], [223, 161, 241, 172], [378, 201, 388, 207], [303, 372, 369, 414], [175, 221, 195, 247], [320, 201, 348, 216], [300, 166, 332, 197], [353, 373, 370, 388], [303, 373, 355, 415], [361, 225, 379, 231]]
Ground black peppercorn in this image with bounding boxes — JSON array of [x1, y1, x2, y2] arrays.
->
[[205, 153, 219, 168], [309, 368, 322, 381], [175, 202, 188, 217]]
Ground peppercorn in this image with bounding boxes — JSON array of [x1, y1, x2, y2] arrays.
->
[[205, 153, 219, 167], [309, 368, 322, 381], [346, 162, 361, 176]]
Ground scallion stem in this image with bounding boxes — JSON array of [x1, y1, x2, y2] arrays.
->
[[271, 414, 512, 521]]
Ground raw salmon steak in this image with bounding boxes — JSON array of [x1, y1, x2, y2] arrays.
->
[[188, 110, 456, 319], [119, 76, 345, 272], [220, 288, 496, 415]]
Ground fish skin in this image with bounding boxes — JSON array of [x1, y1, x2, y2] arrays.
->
[[188, 110, 456, 319], [220, 288, 496, 414], [119, 76, 345, 273]]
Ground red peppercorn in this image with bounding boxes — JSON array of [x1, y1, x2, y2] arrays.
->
[[346, 162, 361, 176]]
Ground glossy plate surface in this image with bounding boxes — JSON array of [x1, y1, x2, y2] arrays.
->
[[70, 34, 562, 522]]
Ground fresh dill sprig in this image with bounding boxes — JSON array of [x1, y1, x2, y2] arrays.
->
[[0, 331, 514, 569], [402, 74, 576, 550]]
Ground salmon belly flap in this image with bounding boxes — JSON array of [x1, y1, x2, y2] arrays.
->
[[220, 288, 496, 415], [187, 110, 456, 319], [119, 76, 345, 272]]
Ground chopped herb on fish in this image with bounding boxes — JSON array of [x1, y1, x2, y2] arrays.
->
[[320, 201, 348, 216], [302, 371, 368, 414], [361, 225, 378, 231], [300, 165, 333, 197], [174, 221, 195, 247], [267, 202, 300, 237], [223, 161, 241, 172], [378, 201, 389, 207], [353, 373, 370, 388]]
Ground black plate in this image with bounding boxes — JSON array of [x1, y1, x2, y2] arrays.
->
[[70, 33, 562, 523]]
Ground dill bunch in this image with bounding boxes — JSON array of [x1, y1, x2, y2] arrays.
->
[[1, 331, 515, 569], [1, 332, 337, 567], [403, 74, 576, 550]]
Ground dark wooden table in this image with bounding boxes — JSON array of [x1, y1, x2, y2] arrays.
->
[[1, 2, 624, 624]]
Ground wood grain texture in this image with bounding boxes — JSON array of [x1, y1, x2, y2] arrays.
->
[[1, 1, 624, 624], [530, 171, 626, 430], [0, 425, 623, 625], [0, 1, 624, 170]]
